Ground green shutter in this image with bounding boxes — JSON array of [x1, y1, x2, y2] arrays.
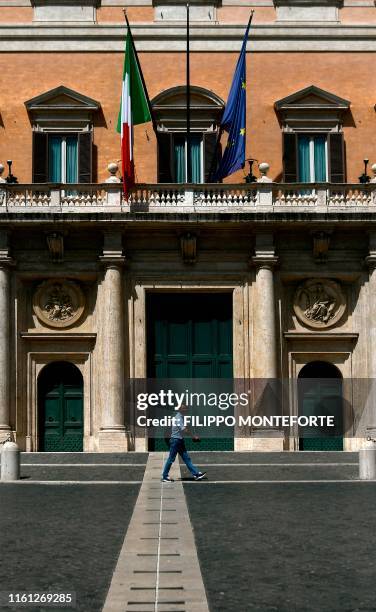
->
[[158, 133, 172, 183], [283, 132, 297, 182], [33, 132, 48, 183], [78, 131, 92, 183], [204, 132, 218, 183], [329, 133, 345, 183]]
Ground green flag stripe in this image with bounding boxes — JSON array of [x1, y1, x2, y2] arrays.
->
[[117, 28, 151, 133]]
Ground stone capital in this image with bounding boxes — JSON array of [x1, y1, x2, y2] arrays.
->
[[99, 255, 126, 269], [100, 230, 125, 267], [250, 256, 279, 271], [0, 257, 15, 270], [365, 255, 376, 271]]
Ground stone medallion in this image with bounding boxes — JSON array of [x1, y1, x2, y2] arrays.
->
[[33, 280, 85, 328], [293, 279, 346, 329]]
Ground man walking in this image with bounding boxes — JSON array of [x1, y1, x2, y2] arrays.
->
[[162, 405, 207, 482]]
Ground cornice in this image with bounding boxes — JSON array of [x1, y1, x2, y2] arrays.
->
[[284, 332, 358, 340], [0, 0, 374, 5], [0, 23, 376, 51], [20, 331, 97, 340]]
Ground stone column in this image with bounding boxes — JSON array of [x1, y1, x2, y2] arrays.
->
[[364, 234, 376, 444], [98, 231, 128, 452], [0, 264, 11, 436], [366, 234, 376, 380], [0, 229, 14, 441], [251, 233, 278, 380], [250, 233, 283, 451]]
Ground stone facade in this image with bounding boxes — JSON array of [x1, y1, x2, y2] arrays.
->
[[0, 202, 374, 452]]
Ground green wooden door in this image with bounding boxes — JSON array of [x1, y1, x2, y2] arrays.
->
[[298, 361, 343, 451], [147, 293, 233, 450], [38, 362, 84, 452]]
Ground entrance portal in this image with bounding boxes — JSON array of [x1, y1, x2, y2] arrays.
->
[[38, 361, 84, 451], [147, 293, 233, 450], [298, 361, 343, 451]]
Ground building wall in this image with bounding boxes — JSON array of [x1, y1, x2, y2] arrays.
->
[[0, 3, 375, 183], [0, 51, 375, 183], [0, 3, 375, 452]]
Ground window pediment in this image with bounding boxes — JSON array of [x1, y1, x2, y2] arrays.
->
[[275, 85, 350, 131], [25, 86, 100, 112], [152, 85, 224, 132], [25, 86, 101, 130]]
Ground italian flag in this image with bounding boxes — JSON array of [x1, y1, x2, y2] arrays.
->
[[117, 24, 151, 196]]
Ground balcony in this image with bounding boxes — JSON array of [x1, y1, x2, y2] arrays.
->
[[0, 182, 375, 214]]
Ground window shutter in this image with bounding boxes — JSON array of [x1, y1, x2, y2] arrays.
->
[[32, 132, 48, 183], [157, 133, 172, 183], [283, 133, 297, 182], [78, 131, 92, 183], [204, 132, 218, 183], [329, 133, 345, 183]]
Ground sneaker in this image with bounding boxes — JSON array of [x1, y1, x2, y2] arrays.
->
[[194, 472, 207, 481], [161, 476, 174, 482]]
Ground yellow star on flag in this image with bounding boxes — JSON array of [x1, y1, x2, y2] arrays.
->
[[242, 81, 246, 89], [240, 128, 246, 136]]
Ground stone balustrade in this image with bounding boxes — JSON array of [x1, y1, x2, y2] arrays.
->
[[0, 182, 375, 213]]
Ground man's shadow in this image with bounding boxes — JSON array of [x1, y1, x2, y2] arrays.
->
[[179, 476, 208, 481]]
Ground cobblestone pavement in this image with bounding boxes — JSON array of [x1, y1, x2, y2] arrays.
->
[[183, 451, 376, 612], [0, 454, 147, 612], [1, 451, 374, 612]]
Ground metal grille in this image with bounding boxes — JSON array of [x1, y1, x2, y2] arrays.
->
[[153, 437, 234, 452], [44, 436, 83, 452]]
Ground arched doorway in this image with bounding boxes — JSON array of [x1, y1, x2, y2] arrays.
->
[[38, 361, 84, 451], [298, 361, 343, 451]]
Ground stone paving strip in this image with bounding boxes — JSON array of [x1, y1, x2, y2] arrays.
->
[[5, 479, 373, 485], [182, 479, 372, 484], [4, 463, 148, 467], [1, 480, 144, 485], [102, 452, 210, 612], [181, 462, 358, 466]]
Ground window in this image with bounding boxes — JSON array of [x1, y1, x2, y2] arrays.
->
[[275, 86, 350, 184], [154, 0, 217, 22], [48, 135, 78, 183], [25, 86, 100, 184], [283, 132, 344, 183], [173, 135, 202, 183], [275, 0, 341, 24], [32, 0, 98, 23], [152, 86, 224, 184], [33, 131, 92, 184], [158, 132, 218, 183], [298, 134, 327, 182]]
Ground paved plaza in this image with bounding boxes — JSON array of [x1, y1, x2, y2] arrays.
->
[[0, 451, 375, 612]]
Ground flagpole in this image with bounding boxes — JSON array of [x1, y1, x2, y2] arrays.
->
[[186, 2, 192, 184], [209, 10, 254, 183]]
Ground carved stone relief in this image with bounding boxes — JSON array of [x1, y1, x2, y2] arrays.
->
[[293, 279, 346, 329], [33, 279, 85, 328]]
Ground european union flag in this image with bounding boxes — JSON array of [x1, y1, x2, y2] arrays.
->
[[214, 18, 251, 181]]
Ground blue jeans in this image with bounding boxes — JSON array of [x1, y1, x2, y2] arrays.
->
[[162, 438, 200, 479]]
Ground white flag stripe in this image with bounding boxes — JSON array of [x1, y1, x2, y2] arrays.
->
[[121, 73, 132, 161]]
